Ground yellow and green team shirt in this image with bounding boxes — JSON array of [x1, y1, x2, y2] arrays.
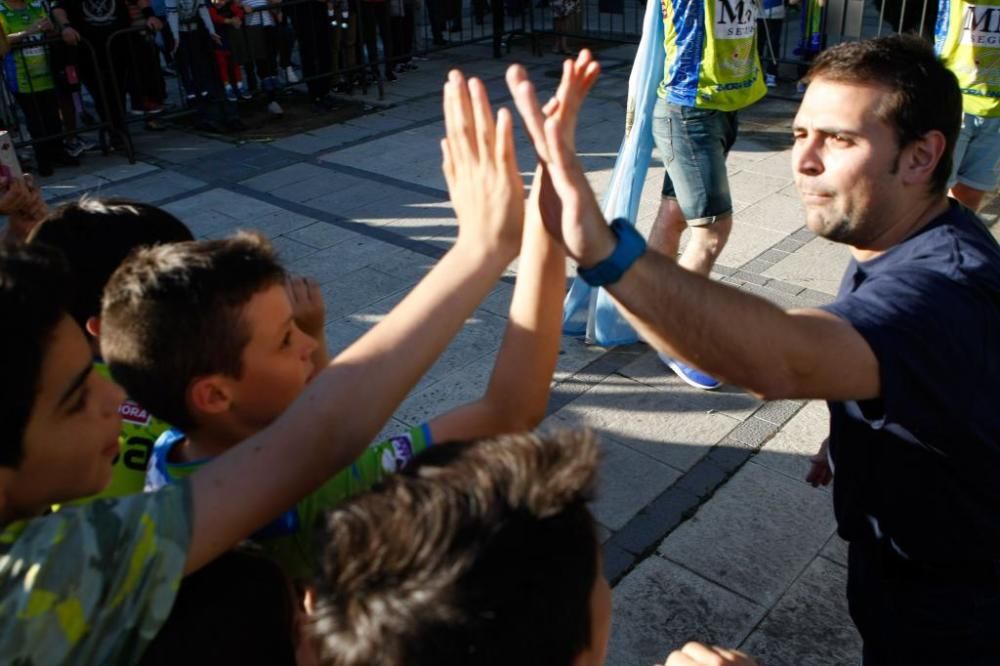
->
[[0, 0, 55, 93], [66, 362, 172, 504], [658, 0, 766, 110], [145, 423, 433, 580], [935, 0, 1000, 117]]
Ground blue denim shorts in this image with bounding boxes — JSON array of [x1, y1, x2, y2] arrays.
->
[[652, 99, 739, 226], [950, 112, 1000, 192]]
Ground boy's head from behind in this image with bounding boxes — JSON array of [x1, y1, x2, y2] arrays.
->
[[27, 197, 194, 335], [0, 245, 125, 511], [311, 430, 610, 666], [100, 232, 317, 439], [139, 549, 303, 666]]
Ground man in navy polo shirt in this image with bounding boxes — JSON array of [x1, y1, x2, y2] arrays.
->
[[510, 39, 999, 664]]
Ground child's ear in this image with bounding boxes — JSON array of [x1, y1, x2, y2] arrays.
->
[[85, 316, 101, 338], [188, 376, 233, 417]]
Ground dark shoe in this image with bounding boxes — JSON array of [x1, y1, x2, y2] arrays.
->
[[385, 70, 398, 82], [449, 21, 461, 32], [432, 36, 448, 45]]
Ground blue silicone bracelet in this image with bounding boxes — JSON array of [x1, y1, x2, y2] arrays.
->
[[577, 218, 647, 287]]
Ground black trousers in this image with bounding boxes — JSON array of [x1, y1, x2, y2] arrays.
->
[[847, 537, 1000, 665], [361, 1, 392, 77], [15, 89, 64, 169], [288, 0, 333, 99]]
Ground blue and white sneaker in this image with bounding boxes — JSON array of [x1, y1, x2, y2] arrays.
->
[[657, 352, 722, 390]]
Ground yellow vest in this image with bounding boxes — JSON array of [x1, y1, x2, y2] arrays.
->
[[935, 0, 1000, 117]]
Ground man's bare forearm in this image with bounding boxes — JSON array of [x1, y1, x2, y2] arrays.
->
[[606, 250, 866, 400]]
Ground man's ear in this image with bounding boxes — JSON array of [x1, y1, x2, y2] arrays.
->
[[901, 129, 947, 189], [187, 375, 233, 419], [85, 316, 100, 338]]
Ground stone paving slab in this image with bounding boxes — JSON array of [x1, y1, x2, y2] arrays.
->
[[548, 373, 742, 473], [763, 235, 854, 295], [656, 460, 837, 608], [617, 351, 763, 422], [753, 400, 830, 486], [606, 556, 766, 666], [739, 556, 862, 665], [93, 171, 207, 203]]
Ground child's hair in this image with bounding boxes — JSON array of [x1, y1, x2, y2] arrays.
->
[[310, 430, 601, 666], [99, 232, 286, 432], [27, 197, 194, 329], [138, 549, 300, 666], [0, 244, 72, 467]]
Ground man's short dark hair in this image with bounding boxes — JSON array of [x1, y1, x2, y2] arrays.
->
[[99, 232, 285, 432], [311, 430, 601, 666], [139, 549, 300, 666], [0, 244, 72, 467], [803, 34, 962, 194], [28, 197, 194, 329]]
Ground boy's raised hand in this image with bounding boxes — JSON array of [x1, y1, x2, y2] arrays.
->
[[505, 52, 615, 268], [441, 70, 524, 263], [286, 274, 330, 374]]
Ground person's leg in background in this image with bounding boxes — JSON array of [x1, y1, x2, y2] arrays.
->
[[948, 113, 1000, 212]]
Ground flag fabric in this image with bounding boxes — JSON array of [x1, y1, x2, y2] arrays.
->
[[561, 0, 664, 345]]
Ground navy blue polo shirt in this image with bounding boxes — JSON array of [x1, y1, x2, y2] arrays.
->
[[822, 201, 1000, 561]]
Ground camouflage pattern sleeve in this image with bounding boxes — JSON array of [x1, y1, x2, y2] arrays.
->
[[0, 481, 193, 664]]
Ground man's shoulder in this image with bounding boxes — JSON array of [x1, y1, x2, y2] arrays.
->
[[872, 203, 1000, 284]]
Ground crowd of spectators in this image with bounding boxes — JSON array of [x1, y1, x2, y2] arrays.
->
[[0, 0, 453, 169]]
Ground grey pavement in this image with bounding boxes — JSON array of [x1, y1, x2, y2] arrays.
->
[[29, 39, 999, 665]]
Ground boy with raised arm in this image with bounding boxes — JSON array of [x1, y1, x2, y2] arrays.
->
[[0, 72, 528, 662]]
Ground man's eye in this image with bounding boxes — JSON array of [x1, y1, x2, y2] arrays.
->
[[281, 331, 292, 348]]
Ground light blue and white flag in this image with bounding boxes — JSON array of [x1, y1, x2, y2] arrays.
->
[[562, 0, 664, 346]]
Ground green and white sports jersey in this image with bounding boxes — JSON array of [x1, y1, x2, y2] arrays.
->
[[146, 424, 433, 580], [658, 0, 766, 110], [0, 0, 55, 93], [0, 482, 192, 663], [935, 0, 1000, 117]]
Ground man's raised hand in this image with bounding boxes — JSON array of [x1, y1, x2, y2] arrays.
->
[[505, 52, 614, 267], [441, 70, 524, 263]]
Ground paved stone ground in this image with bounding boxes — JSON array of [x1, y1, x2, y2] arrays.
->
[[32, 40, 998, 665]]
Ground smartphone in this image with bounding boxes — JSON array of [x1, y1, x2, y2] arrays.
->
[[0, 131, 24, 184]]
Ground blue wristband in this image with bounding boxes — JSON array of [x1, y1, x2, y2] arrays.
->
[[576, 218, 646, 287]]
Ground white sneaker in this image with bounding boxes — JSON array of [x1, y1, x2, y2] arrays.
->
[[285, 67, 300, 84], [267, 100, 284, 116], [765, 73, 777, 88]]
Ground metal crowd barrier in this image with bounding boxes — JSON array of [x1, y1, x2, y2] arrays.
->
[[526, 0, 938, 69], [0, 33, 126, 171]]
